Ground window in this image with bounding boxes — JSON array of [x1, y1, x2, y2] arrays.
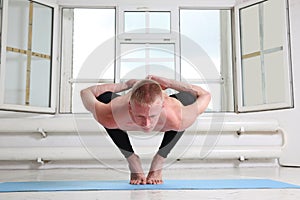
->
[[0, 0, 57, 113], [117, 8, 178, 96], [180, 9, 234, 112], [60, 8, 115, 113], [59, 1, 292, 114], [60, 6, 235, 113], [235, 0, 293, 112]]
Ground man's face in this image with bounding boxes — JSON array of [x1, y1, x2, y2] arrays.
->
[[129, 98, 164, 132]]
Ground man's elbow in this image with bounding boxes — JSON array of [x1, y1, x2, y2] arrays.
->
[[197, 92, 211, 115], [80, 89, 95, 112], [205, 92, 211, 103], [80, 89, 86, 100], [80, 88, 91, 101], [204, 92, 211, 109], [200, 91, 211, 104]]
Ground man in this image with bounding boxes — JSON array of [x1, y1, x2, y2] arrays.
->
[[80, 75, 211, 185]]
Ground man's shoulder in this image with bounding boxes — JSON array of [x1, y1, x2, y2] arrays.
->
[[164, 95, 182, 107]]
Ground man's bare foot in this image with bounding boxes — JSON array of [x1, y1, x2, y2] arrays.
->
[[127, 154, 146, 185], [146, 154, 165, 184]]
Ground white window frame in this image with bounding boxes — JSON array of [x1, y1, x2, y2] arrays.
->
[[116, 5, 181, 83], [234, 0, 293, 112], [0, 0, 59, 113]]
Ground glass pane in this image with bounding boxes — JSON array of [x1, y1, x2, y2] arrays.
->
[[181, 60, 204, 80], [149, 12, 170, 33], [124, 12, 146, 33], [180, 10, 221, 71], [73, 9, 115, 79], [263, 0, 285, 50], [265, 51, 286, 104], [148, 63, 175, 79], [7, 0, 29, 50], [149, 44, 174, 58], [124, 11, 170, 33], [180, 9, 233, 112], [30, 58, 51, 107], [120, 62, 146, 79], [121, 44, 146, 59], [4, 52, 27, 105], [120, 44, 175, 80], [70, 8, 115, 113], [240, 4, 260, 55], [32, 3, 52, 55], [242, 56, 264, 106]]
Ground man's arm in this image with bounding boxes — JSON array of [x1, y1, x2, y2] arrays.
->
[[148, 75, 211, 129], [80, 80, 138, 116]]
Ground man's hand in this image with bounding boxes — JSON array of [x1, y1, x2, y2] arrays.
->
[[146, 75, 170, 90], [146, 74, 211, 117], [125, 79, 139, 89]]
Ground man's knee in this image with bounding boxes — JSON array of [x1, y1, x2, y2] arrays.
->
[[170, 91, 196, 106]]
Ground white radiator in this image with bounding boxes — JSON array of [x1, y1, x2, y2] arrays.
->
[[0, 115, 285, 161]]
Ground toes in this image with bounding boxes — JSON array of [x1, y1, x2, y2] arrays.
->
[[130, 179, 139, 185], [147, 178, 161, 184], [147, 179, 153, 184], [147, 179, 163, 185], [146, 179, 151, 184], [130, 178, 147, 185], [141, 179, 146, 185]]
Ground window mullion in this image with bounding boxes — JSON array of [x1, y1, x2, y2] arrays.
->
[[25, 1, 34, 105], [259, 3, 267, 104]]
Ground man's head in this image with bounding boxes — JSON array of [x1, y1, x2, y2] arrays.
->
[[129, 79, 164, 132]]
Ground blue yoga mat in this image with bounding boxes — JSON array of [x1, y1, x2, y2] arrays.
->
[[0, 179, 299, 192]]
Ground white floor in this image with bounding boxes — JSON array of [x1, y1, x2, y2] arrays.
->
[[1, 165, 300, 200]]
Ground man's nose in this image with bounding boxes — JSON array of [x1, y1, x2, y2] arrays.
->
[[142, 117, 151, 127]]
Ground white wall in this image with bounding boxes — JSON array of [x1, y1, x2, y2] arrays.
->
[[248, 0, 300, 166], [0, 0, 299, 167]]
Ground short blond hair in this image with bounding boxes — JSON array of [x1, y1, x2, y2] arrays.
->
[[130, 79, 163, 105]]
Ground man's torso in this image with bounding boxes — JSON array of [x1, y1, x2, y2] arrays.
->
[[96, 92, 183, 132]]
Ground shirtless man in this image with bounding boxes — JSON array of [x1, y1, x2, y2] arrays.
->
[[80, 75, 211, 185]]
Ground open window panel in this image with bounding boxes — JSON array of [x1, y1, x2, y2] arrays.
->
[[0, 0, 58, 113], [235, 0, 294, 112]]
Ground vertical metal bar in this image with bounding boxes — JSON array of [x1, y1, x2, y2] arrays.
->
[[145, 11, 150, 33], [239, 8, 246, 107], [115, 7, 121, 83], [259, 3, 266, 104], [25, 1, 33, 105]]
